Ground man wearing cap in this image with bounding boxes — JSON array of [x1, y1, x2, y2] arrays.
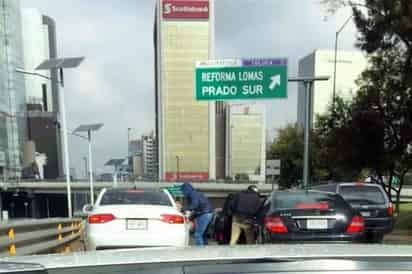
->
[[229, 185, 262, 245]]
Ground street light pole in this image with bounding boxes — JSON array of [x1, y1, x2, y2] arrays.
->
[[87, 130, 94, 205], [83, 157, 88, 178], [15, 68, 72, 217], [74, 123, 103, 205], [127, 128, 131, 157], [332, 15, 353, 112], [57, 68, 73, 216], [17, 56, 84, 218]]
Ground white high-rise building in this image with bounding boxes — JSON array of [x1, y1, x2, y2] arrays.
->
[[154, 0, 216, 181], [297, 49, 367, 126], [21, 8, 50, 111], [142, 133, 157, 180], [226, 104, 266, 182], [21, 9, 63, 179], [21, 8, 57, 112]]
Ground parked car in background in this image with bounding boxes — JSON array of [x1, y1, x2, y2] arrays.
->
[[312, 182, 394, 242], [258, 190, 365, 243], [85, 188, 189, 250]]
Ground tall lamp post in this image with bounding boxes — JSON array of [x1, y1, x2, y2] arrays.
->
[[127, 128, 132, 157], [332, 15, 353, 112], [83, 157, 88, 179], [16, 56, 84, 218], [74, 123, 104, 205]]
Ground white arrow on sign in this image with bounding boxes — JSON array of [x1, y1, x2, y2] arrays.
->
[[269, 75, 281, 91]]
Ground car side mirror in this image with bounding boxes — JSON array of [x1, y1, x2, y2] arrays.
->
[[82, 204, 93, 214]]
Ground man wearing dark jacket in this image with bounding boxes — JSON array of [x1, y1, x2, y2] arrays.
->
[[230, 185, 262, 245], [181, 182, 214, 245]]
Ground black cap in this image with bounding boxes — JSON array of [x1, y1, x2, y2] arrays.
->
[[247, 185, 258, 193]]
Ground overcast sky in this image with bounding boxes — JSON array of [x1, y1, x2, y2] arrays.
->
[[19, 0, 358, 177]]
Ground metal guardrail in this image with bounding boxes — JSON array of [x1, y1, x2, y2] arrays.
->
[[0, 218, 83, 257]]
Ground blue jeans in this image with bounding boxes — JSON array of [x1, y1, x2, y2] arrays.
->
[[194, 213, 213, 246]]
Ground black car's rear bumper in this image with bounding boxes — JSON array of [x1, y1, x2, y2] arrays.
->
[[364, 217, 394, 235], [265, 232, 365, 243]]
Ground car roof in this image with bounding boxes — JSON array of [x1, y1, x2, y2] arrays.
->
[[337, 182, 383, 188], [102, 188, 167, 195], [313, 182, 384, 189]]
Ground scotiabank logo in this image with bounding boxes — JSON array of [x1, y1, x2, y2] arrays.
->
[[164, 3, 173, 14], [163, 0, 209, 19]]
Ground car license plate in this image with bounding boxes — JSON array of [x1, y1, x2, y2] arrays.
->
[[126, 219, 147, 230], [361, 211, 371, 217], [306, 219, 328, 229]]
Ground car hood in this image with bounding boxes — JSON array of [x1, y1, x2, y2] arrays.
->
[[1, 244, 412, 269]]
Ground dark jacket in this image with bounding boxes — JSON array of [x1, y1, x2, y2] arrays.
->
[[181, 183, 213, 218], [222, 193, 235, 216], [231, 189, 262, 219]]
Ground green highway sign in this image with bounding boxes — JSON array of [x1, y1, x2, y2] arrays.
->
[[164, 185, 184, 197], [195, 58, 287, 101]]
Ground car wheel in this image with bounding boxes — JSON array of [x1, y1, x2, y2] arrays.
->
[[256, 229, 264, 244], [366, 232, 384, 243]]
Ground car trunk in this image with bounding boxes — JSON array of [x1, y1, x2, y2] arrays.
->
[[91, 205, 184, 233], [275, 207, 350, 233]]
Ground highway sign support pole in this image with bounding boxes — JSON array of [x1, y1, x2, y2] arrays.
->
[[303, 81, 313, 190], [288, 76, 329, 189]]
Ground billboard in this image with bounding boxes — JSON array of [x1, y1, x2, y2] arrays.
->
[[162, 0, 209, 19]]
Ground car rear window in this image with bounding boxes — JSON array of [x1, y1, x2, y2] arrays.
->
[[99, 190, 172, 206], [339, 185, 386, 205], [272, 192, 347, 210]]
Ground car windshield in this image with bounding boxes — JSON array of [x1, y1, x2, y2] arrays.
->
[[339, 186, 386, 205], [2, 0, 412, 268], [99, 190, 172, 206], [272, 192, 346, 210]]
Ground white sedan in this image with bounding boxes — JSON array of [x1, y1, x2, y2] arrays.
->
[[85, 188, 189, 250]]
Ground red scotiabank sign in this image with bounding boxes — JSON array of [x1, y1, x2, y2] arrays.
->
[[162, 0, 209, 19], [165, 172, 209, 181]]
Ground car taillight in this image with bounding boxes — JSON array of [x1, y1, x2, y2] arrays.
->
[[387, 203, 394, 216], [264, 216, 288, 233], [346, 215, 364, 233], [161, 214, 185, 224], [88, 213, 115, 224]]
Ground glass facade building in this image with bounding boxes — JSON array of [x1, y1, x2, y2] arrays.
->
[[226, 104, 266, 182], [155, 0, 215, 181], [0, 0, 27, 178]]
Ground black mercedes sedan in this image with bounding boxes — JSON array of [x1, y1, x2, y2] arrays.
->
[[258, 190, 365, 243]]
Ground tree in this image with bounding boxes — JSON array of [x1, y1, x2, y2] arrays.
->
[[352, 0, 412, 213], [320, 0, 412, 213], [267, 124, 304, 189], [267, 124, 331, 188], [314, 96, 362, 181]]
